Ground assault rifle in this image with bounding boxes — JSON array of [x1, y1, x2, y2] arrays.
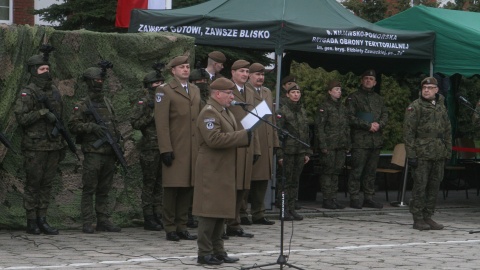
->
[[87, 102, 128, 172], [0, 131, 17, 154], [38, 95, 80, 160]]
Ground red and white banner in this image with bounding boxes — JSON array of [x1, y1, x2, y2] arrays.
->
[[115, 0, 167, 28]]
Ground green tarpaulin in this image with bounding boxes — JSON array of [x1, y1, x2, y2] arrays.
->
[[377, 5, 480, 77], [128, 0, 435, 75]]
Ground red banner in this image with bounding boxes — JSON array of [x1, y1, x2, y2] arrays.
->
[[115, 0, 148, 28], [452, 146, 480, 153]]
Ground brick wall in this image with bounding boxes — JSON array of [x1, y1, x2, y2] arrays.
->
[[13, 0, 35, 25]]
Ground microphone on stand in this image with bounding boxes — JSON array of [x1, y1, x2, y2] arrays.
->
[[456, 93, 472, 106], [230, 100, 250, 107]]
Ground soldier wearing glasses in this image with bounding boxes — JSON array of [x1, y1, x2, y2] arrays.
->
[[404, 77, 451, 231]]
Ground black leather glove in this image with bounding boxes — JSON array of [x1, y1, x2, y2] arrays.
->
[[161, 152, 175, 167], [253, 154, 260, 164], [408, 158, 418, 168], [246, 129, 252, 146], [91, 124, 107, 138]]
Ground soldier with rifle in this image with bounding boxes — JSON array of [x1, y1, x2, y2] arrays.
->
[[14, 45, 67, 235], [69, 60, 125, 234]]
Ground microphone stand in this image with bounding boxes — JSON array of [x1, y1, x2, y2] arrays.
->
[[238, 104, 309, 270], [390, 161, 409, 207], [457, 99, 480, 117]]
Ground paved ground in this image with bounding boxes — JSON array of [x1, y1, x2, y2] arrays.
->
[[1, 189, 480, 270]]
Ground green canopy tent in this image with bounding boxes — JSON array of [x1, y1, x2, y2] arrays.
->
[[377, 6, 480, 142], [128, 0, 435, 90], [377, 5, 480, 77]]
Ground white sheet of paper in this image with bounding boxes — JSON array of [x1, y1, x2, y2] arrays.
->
[[240, 100, 272, 130]]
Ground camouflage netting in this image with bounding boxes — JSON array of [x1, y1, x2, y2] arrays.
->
[[0, 24, 195, 230]]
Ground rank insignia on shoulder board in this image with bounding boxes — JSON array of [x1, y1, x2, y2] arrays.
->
[[204, 118, 215, 130], [155, 93, 164, 103]]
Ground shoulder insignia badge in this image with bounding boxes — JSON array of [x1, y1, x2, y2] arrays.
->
[[155, 93, 164, 103]]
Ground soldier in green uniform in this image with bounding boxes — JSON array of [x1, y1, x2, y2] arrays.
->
[[68, 64, 122, 234], [346, 69, 388, 209], [404, 77, 451, 231], [276, 82, 312, 221], [130, 67, 165, 231], [15, 52, 66, 235], [315, 80, 350, 210]]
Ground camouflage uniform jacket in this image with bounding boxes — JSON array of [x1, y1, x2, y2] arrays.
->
[[14, 83, 65, 151], [403, 94, 452, 160], [130, 89, 158, 151], [346, 87, 388, 149], [315, 97, 350, 151], [277, 99, 312, 158], [68, 96, 121, 154]]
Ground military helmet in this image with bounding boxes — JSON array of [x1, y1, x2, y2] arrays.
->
[[83, 67, 103, 80], [27, 54, 50, 70], [143, 71, 164, 88]]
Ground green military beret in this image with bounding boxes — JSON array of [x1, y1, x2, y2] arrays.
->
[[249, 63, 265, 73], [231, 59, 250, 70], [421, 77, 437, 86], [210, 77, 235, 90], [285, 82, 300, 93], [208, 51, 226, 63], [167, 55, 189, 69]]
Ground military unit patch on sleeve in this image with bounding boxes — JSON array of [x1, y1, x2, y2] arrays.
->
[[406, 107, 414, 112], [138, 100, 144, 105], [319, 108, 324, 112], [74, 106, 79, 111], [204, 118, 215, 130], [21, 92, 27, 97], [155, 93, 164, 103]]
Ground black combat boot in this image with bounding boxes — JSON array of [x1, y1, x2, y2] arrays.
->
[[322, 199, 337, 209], [96, 220, 121, 232], [144, 215, 163, 231], [413, 219, 431, 231], [153, 213, 163, 227], [424, 218, 444, 230], [37, 217, 59, 235], [26, 219, 41, 235], [289, 210, 304, 221]]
